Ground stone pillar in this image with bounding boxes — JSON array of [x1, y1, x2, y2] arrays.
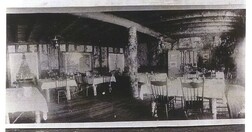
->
[[125, 27, 138, 98]]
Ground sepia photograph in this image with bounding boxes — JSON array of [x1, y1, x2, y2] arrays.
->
[[4, 0, 247, 131]]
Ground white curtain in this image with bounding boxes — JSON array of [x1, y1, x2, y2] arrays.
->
[[8, 53, 39, 85]]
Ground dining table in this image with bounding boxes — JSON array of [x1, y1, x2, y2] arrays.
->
[[84, 75, 116, 96], [38, 78, 77, 102], [137, 73, 226, 119], [6, 87, 48, 123]]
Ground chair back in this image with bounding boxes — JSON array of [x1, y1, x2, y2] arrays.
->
[[74, 73, 84, 85], [150, 78, 169, 103], [180, 77, 205, 109]]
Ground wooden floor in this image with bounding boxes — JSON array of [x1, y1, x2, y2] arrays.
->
[[9, 85, 231, 123], [7, 125, 245, 132]]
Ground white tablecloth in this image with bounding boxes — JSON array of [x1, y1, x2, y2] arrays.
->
[[6, 88, 48, 120], [38, 79, 77, 90], [84, 75, 116, 96], [85, 76, 116, 85], [139, 74, 226, 100]]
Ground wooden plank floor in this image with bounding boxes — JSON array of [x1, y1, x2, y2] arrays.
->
[[8, 85, 231, 123]]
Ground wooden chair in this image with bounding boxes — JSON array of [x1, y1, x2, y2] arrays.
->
[[149, 78, 175, 119], [82, 74, 93, 97], [56, 79, 67, 104], [226, 85, 245, 118], [180, 77, 205, 119], [57, 89, 67, 104], [73, 73, 85, 96]]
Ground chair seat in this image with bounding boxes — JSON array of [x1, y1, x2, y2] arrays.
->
[[180, 77, 205, 119], [184, 100, 203, 110], [154, 96, 175, 104], [57, 89, 67, 104]]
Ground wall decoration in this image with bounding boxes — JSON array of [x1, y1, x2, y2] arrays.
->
[[68, 44, 75, 52], [178, 38, 191, 49], [76, 45, 85, 52], [191, 37, 202, 49], [63, 52, 91, 73], [29, 45, 37, 52], [108, 47, 114, 53], [8, 45, 15, 53], [85, 45, 93, 52], [60, 44, 66, 51], [114, 48, 120, 53], [17, 45, 27, 52], [178, 37, 203, 49], [119, 48, 123, 53]]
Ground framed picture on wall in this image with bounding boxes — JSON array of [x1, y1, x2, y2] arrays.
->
[[29, 45, 37, 52], [114, 48, 120, 53], [8, 45, 16, 53], [60, 44, 66, 51], [108, 47, 114, 53], [76, 45, 85, 52], [17, 45, 27, 52], [68, 44, 75, 52], [85, 45, 93, 52], [119, 48, 123, 53]]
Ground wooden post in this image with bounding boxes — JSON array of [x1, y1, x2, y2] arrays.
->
[[125, 27, 138, 98]]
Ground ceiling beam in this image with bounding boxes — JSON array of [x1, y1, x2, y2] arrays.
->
[[71, 12, 174, 42], [169, 26, 234, 36], [163, 21, 239, 27], [147, 16, 242, 25], [171, 32, 225, 38], [151, 22, 235, 32], [160, 10, 243, 22]]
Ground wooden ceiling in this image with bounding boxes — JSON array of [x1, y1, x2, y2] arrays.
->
[[7, 9, 245, 47]]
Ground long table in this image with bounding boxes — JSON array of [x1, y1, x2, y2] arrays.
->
[[138, 73, 226, 119], [38, 79, 77, 102], [85, 76, 116, 96], [6, 87, 48, 123]]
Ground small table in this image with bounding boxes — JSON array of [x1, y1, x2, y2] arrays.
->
[[6, 87, 48, 123], [38, 79, 77, 102], [85, 76, 116, 96]]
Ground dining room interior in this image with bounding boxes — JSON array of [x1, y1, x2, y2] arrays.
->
[[6, 9, 245, 124]]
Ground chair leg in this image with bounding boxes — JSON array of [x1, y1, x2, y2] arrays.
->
[[151, 102, 158, 118], [184, 110, 188, 119], [227, 103, 232, 118], [86, 88, 88, 97], [57, 92, 60, 104], [165, 104, 169, 119]]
